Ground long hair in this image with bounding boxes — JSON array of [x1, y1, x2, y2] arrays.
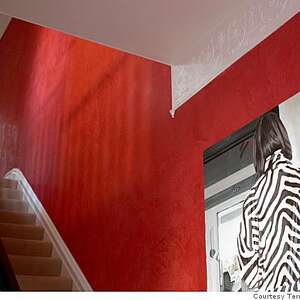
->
[[254, 112, 292, 177]]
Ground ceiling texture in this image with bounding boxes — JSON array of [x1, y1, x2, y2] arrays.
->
[[0, 0, 299, 116]]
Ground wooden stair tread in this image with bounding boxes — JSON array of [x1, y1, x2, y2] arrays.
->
[[0, 199, 28, 212], [2, 237, 52, 257], [0, 211, 36, 224], [0, 179, 18, 189], [17, 275, 73, 291], [8, 255, 62, 276], [0, 188, 23, 200], [0, 177, 75, 290], [0, 223, 44, 240]]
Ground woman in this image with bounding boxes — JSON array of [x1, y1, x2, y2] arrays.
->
[[237, 112, 300, 292]]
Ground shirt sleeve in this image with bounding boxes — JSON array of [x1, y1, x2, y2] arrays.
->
[[237, 189, 260, 290]]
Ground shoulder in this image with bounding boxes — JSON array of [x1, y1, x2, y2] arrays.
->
[[274, 158, 300, 177]]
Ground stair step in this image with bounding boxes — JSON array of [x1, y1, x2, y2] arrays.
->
[[0, 223, 44, 240], [2, 237, 52, 257], [0, 199, 28, 212], [0, 179, 18, 189], [0, 188, 23, 200], [0, 211, 36, 225], [9, 255, 62, 276], [16, 275, 73, 291]]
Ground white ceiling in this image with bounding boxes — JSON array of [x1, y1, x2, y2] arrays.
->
[[0, 14, 10, 40], [0, 0, 251, 65], [0, 1, 299, 115]]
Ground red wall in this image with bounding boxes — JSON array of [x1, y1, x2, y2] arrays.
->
[[0, 13, 299, 290]]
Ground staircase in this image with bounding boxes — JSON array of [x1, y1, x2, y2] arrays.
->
[[0, 178, 73, 291]]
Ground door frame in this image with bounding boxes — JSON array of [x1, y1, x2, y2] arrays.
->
[[204, 164, 255, 291]]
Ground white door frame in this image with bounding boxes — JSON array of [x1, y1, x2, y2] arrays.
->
[[204, 164, 255, 291]]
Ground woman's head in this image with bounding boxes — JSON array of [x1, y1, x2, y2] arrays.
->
[[254, 112, 292, 177]]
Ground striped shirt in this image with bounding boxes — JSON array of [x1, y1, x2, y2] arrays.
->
[[237, 149, 300, 291]]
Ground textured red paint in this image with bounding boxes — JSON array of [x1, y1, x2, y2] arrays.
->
[[0, 13, 299, 290]]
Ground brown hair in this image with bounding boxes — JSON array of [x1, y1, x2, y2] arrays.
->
[[254, 112, 292, 177]]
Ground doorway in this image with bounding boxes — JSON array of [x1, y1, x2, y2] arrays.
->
[[205, 188, 246, 291]]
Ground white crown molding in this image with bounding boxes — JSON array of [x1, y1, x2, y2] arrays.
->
[[5, 168, 93, 291], [170, 0, 300, 116]]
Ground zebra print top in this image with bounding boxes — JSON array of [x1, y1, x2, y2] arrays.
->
[[237, 149, 300, 292]]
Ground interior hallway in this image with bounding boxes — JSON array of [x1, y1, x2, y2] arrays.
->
[[0, 14, 299, 290]]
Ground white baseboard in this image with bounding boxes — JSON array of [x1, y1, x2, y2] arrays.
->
[[5, 168, 93, 291]]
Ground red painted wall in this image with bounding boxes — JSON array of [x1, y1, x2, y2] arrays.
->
[[0, 13, 299, 290]]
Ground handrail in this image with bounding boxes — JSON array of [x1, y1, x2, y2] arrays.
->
[[0, 238, 20, 291]]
